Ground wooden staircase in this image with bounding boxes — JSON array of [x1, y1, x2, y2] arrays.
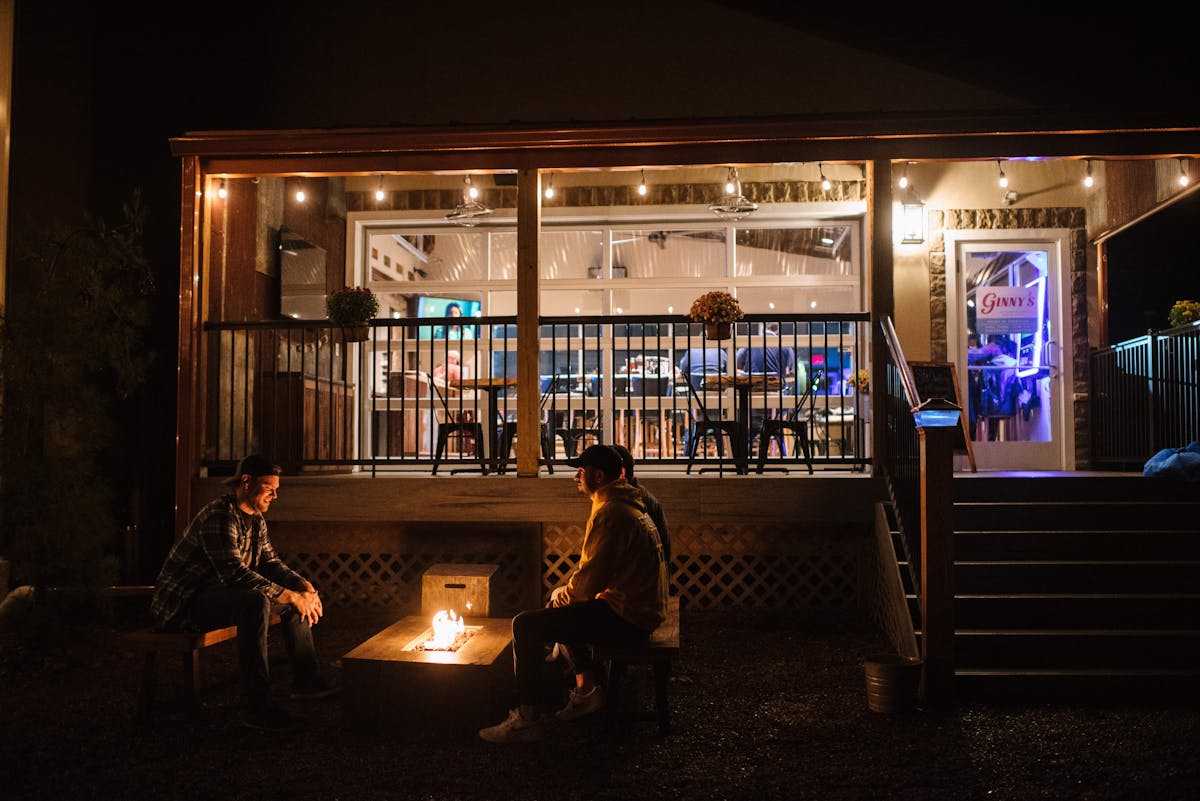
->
[[900, 474, 1200, 702]]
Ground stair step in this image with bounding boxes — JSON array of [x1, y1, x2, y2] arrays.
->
[[954, 530, 1200, 560], [952, 475, 1190, 503], [928, 629, 1200, 668], [906, 594, 1200, 629], [953, 561, 1199, 593], [955, 501, 1200, 531]]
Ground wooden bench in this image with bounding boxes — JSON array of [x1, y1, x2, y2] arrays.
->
[[595, 595, 680, 735], [105, 586, 280, 724]]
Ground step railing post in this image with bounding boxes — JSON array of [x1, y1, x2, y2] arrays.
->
[[914, 400, 959, 707]]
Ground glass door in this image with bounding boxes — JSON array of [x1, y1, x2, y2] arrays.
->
[[948, 234, 1072, 470]]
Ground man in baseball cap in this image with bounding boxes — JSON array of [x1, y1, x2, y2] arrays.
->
[[480, 443, 667, 744]]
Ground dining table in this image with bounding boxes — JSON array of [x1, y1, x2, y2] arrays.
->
[[452, 375, 520, 473], [703, 372, 783, 473]]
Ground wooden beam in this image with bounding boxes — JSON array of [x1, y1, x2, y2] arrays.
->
[[175, 158, 203, 537], [869, 159, 895, 467], [515, 169, 541, 476], [918, 425, 956, 706]]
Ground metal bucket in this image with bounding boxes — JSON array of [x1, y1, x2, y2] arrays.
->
[[864, 653, 922, 713]]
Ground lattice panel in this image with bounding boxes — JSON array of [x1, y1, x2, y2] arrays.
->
[[286, 549, 530, 615], [673, 553, 856, 608], [540, 521, 864, 609]]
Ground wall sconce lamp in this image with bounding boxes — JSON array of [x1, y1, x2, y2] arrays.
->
[[899, 188, 926, 244]]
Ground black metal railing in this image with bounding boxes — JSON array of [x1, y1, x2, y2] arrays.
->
[[1091, 322, 1200, 469], [201, 312, 871, 475], [879, 318, 922, 587]]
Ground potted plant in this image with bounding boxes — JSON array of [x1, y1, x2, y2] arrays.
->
[[688, 290, 744, 339], [1168, 299, 1200, 328], [326, 286, 380, 341]]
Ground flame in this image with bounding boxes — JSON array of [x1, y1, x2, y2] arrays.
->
[[425, 609, 465, 649]]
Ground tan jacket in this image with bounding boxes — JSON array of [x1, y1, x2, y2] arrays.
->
[[565, 478, 668, 631]]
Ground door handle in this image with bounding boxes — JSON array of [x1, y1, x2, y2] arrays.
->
[[1043, 340, 1060, 374]]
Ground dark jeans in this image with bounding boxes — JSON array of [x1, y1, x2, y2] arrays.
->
[[511, 599, 648, 708], [184, 584, 320, 710]]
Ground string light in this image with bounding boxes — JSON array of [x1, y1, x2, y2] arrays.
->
[[637, 169, 648, 196], [1083, 160, 1094, 189], [997, 160, 1008, 188], [819, 163, 832, 191], [1178, 158, 1190, 187], [544, 172, 555, 200]]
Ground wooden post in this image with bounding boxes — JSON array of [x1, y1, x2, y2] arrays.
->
[[515, 168, 541, 476], [918, 424, 956, 706]]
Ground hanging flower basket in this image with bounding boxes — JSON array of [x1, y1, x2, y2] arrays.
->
[[689, 290, 744, 340], [704, 321, 732, 340], [341, 324, 371, 342]]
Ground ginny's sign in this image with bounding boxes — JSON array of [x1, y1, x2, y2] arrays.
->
[[976, 286, 1038, 334]]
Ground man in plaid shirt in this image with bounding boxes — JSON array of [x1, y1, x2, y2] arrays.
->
[[151, 454, 337, 732]]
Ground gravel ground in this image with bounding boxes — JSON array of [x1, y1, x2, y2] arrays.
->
[[2, 605, 1198, 801]]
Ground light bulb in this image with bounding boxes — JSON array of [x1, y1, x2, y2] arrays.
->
[[819, 163, 831, 191], [1178, 159, 1190, 186], [295, 189, 306, 203], [1083, 160, 1094, 188], [638, 170, 648, 196], [997, 160, 1008, 188], [217, 179, 227, 199], [898, 174, 908, 189], [375, 187, 385, 201], [544, 173, 555, 199], [465, 175, 479, 200], [724, 168, 737, 195]]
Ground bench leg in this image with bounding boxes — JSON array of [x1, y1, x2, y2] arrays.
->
[[178, 649, 201, 717]]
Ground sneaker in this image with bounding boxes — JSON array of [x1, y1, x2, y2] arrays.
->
[[479, 708, 548, 744], [290, 675, 340, 701], [242, 704, 299, 733], [556, 686, 604, 722]]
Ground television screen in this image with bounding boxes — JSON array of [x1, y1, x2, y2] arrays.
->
[[416, 296, 481, 339]]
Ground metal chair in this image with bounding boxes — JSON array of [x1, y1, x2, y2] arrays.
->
[[499, 385, 559, 474], [755, 380, 814, 474], [682, 377, 745, 475], [428, 372, 489, 475]]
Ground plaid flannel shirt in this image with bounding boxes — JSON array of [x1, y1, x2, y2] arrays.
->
[[150, 494, 307, 629]]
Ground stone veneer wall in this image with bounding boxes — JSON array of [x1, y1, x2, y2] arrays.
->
[[927, 207, 1091, 468]]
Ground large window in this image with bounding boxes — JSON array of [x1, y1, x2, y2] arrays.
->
[[360, 218, 863, 316]]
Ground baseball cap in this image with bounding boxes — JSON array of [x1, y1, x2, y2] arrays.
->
[[564, 444, 623, 477], [224, 454, 283, 486]]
